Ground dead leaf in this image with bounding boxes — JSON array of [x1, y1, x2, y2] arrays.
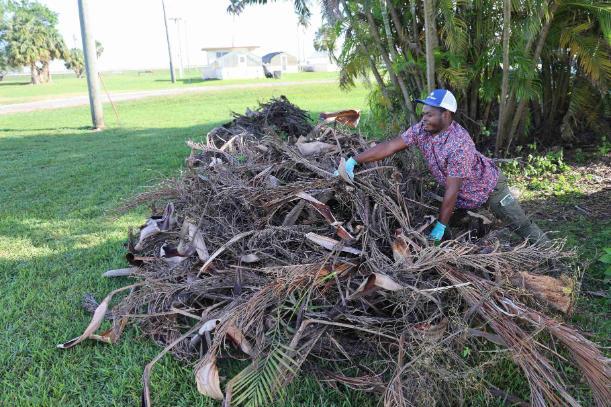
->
[[226, 324, 254, 356], [391, 230, 413, 265], [177, 221, 209, 261], [155, 202, 176, 231], [319, 109, 361, 128], [305, 233, 361, 255], [267, 175, 280, 188], [296, 192, 354, 240], [316, 262, 354, 281], [348, 273, 403, 300], [125, 253, 155, 266], [240, 254, 260, 263], [414, 318, 448, 341], [160, 244, 188, 266], [198, 319, 220, 334], [511, 272, 574, 314], [102, 267, 138, 278], [199, 231, 255, 275], [90, 317, 128, 344], [195, 357, 224, 400], [134, 203, 176, 251], [134, 220, 160, 251], [296, 141, 337, 156], [57, 284, 140, 349]]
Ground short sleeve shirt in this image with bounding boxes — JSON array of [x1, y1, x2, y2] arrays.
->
[[400, 121, 499, 209]]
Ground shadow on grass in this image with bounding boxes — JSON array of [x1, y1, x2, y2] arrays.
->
[[0, 126, 92, 132], [0, 80, 31, 87], [154, 77, 214, 84], [0, 122, 227, 225]]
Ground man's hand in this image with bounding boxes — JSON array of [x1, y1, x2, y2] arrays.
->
[[333, 157, 358, 180], [428, 221, 446, 241]]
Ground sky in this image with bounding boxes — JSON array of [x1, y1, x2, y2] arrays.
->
[[41, 0, 323, 72]]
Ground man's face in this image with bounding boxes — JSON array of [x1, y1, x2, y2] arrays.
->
[[421, 105, 447, 134]]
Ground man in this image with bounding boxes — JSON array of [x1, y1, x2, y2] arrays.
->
[[335, 89, 548, 243]]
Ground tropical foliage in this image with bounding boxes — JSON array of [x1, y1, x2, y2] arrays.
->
[[0, 0, 67, 84], [64, 47, 84, 78], [230, 0, 610, 155]]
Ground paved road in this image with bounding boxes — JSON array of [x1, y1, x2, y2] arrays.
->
[[0, 79, 336, 115]]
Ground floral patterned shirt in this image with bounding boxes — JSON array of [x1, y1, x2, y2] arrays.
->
[[400, 120, 499, 209]]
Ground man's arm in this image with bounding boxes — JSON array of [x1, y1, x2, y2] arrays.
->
[[438, 176, 463, 224], [354, 136, 408, 164]]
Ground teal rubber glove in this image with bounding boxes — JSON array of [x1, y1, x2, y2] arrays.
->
[[333, 157, 358, 180], [428, 221, 446, 241]]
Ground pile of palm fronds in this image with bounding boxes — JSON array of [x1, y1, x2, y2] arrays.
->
[[58, 97, 610, 407]]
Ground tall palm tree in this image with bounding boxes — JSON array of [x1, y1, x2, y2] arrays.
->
[[230, 0, 610, 152], [2, 1, 67, 84]]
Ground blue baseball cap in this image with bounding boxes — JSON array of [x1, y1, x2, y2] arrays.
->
[[415, 89, 457, 113]]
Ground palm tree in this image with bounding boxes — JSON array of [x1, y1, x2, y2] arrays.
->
[[2, 1, 67, 84], [229, 0, 610, 151]]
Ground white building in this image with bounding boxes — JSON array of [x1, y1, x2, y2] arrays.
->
[[301, 51, 339, 72], [262, 52, 299, 74], [201, 46, 263, 80]]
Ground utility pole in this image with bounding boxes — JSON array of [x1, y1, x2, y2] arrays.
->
[[170, 17, 184, 79], [162, 0, 176, 83], [77, 0, 104, 130], [184, 19, 192, 82]]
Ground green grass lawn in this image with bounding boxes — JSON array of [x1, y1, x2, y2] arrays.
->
[[0, 81, 377, 406], [0, 79, 608, 406], [0, 69, 338, 105]]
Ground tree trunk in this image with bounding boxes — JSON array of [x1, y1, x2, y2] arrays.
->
[[409, 0, 421, 55], [340, 3, 392, 103], [31, 63, 42, 85], [495, 0, 511, 155], [368, 54, 391, 101], [364, 5, 417, 123], [42, 62, 51, 83], [505, 2, 559, 152], [422, 0, 436, 92], [388, 0, 424, 94], [386, 0, 408, 54]]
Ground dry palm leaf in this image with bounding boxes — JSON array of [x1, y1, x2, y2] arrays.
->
[[102, 267, 138, 278], [134, 202, 176, 251], [347, 273, 404, 300], [305, 233, 361, 255], [296, 141, 337, 156], [296, 191, 354, 240], [319, 109, 361, 128], [60, 97, 606, 407], [195, 358, 224, 400], [510, 272, 575, 314], [57, 284, 140, 349]]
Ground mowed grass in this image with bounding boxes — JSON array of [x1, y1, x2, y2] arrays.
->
[[1, 79, 608, 405], [0, 69, 338, 105], [0, 81, 377, 406]]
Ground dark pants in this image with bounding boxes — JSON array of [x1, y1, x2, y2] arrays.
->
[[483, 172, 549, 243]]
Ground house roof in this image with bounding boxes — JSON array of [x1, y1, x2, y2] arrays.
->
[[201, 46, 259, 51], [262, 52, 283, 63]]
